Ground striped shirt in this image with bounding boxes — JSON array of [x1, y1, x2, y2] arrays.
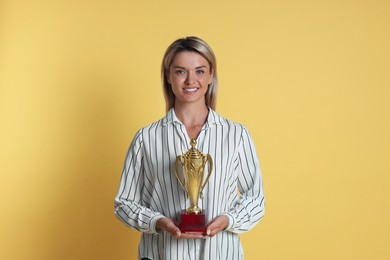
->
[[114, 108, 265, 260]]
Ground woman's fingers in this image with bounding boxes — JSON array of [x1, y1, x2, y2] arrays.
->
[[179, 232, 207, 239], [206, 215, 229, 237]]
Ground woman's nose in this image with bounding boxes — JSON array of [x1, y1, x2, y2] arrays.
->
[[185, 71, 196, 85]]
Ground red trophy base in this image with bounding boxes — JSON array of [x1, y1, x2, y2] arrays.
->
[[179, 210, 207, 235]]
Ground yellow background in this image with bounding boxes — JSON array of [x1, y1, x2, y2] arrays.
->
[[1, 0, 389, 259]]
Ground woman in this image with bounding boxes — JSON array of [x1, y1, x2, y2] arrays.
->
[[114, 36, 265, 260]]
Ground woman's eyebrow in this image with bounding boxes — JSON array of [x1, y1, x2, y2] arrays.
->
[[172, 65, 208, 70], [172, 66, 186, 69]]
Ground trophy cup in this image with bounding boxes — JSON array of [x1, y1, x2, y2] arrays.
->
[[175, 139, 213, 234]]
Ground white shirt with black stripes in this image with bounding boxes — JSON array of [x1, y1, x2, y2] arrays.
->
[[115, 108, 265, 260]]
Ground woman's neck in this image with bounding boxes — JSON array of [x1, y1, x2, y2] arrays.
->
[[173, 103, 209, 139]]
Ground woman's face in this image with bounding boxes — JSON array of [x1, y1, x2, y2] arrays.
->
[[168, 51, 213, 107]]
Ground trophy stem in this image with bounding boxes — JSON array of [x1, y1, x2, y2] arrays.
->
[[187, 205, 202, 214]]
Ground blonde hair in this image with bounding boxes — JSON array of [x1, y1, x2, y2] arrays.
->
[[161, 36, 218, 112]]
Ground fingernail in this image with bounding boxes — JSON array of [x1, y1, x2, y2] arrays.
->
[[207, 229, 210, 235]]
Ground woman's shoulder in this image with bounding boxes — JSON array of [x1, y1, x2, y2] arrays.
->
[[209, 109, 247, 130], [126, 116, 165, 149]]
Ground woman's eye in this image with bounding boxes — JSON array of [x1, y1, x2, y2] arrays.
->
[[175, 70, 185, 75], [196, 70, 205, 74]]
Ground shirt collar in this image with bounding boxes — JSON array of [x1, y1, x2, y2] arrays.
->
[[161, 107, 226, 127]]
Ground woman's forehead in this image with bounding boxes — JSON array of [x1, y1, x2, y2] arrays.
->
[[171, 51, 210, 68]]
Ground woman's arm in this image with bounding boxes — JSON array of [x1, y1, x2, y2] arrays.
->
[[114, 129, 165, 234], [223, 127, 265, 233]]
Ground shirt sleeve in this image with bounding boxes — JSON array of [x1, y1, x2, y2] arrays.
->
[[222, 126, 265, 233], [114, 129, 165, 234]]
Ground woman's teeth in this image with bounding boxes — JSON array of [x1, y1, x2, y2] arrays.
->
[[184, 88, 197, 92]]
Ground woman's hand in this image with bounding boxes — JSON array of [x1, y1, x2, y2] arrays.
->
[[206, 215, 229, 237], [157, 215, 229, 239], [156, 217, 205, 239]]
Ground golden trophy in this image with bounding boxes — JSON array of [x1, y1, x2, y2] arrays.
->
[[175, 139, 213, 234]]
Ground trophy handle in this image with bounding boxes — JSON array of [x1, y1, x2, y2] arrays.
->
[[175, 156, 187, 194], [199, 154, 213, 198]]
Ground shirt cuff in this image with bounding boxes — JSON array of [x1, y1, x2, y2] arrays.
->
[[220, 212, 236, 231], [150, 214, 166, 234]]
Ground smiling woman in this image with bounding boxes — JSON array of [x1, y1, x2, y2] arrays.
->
[[161, 36, 218, 113], [168, 51, 213, 123], [114, 36, 265, 260]]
